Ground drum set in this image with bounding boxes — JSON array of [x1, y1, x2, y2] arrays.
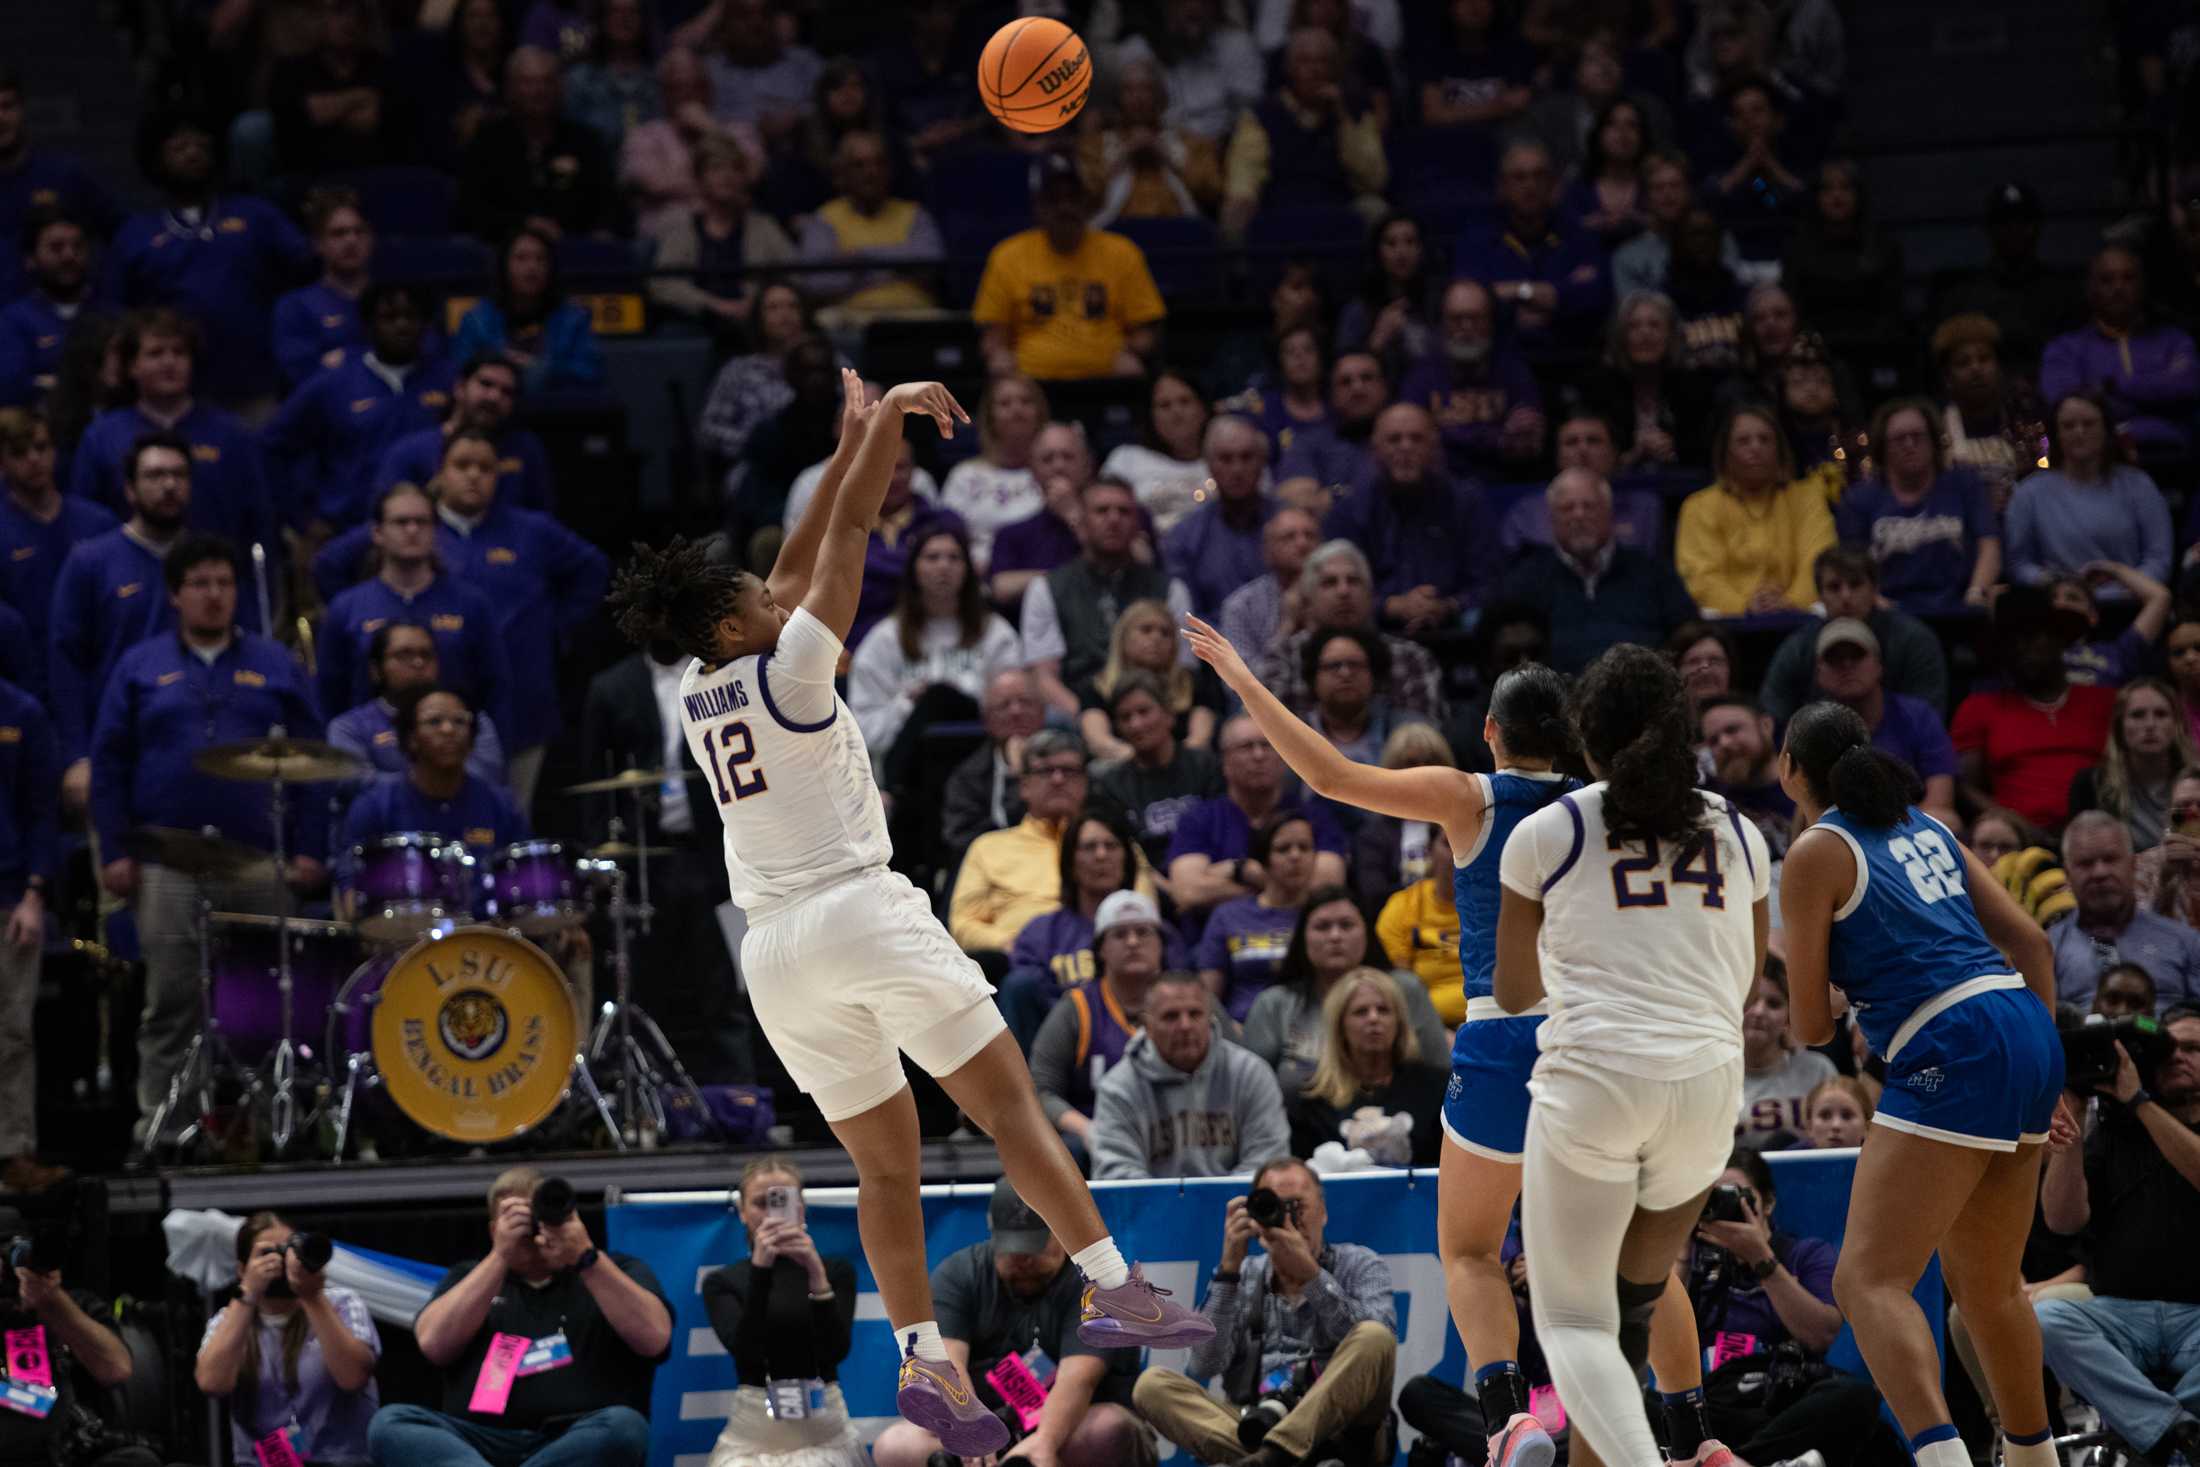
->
[[138, 732, 719, 1162]]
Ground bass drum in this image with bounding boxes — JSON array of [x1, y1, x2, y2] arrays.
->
[[366, 925, 580, 1143]]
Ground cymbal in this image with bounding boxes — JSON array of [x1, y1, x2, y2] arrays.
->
[[124, 826, 274, 878], [586, 842, 675, 860], [563, 768, 694, 796], [194, 736, 368, 784]]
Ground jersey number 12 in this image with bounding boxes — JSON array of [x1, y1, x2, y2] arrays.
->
[[708, 721, 769, 803]]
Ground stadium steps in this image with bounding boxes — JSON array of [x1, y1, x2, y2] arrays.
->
[[1839, 0, 2123, 274]]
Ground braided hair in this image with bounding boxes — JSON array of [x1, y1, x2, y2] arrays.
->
[[606, 535, 747, 663], [1572, 643, 1707, 847]]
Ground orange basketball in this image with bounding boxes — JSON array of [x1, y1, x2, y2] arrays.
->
[[978, 16, 1092, 134]]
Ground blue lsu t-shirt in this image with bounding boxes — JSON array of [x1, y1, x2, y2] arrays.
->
[[1812, 806, 2012, 1056], [1454, 769, 1578, 1000]]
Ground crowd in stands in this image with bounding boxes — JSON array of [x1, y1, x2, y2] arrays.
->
[[4, 0, 2200, 1461]]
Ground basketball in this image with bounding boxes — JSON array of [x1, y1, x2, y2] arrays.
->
[[977, 16, 1092, 134]]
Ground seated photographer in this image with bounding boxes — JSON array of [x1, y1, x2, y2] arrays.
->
[[870, 1178, 1153, 1467], [2038, 1004, 2200, 1463], [197, 1212, 381, 1467], [0, 1205, 150, 1467], [1285, 967, 1446, 1169], [700, 1158, 862, 1467], [1686, 1150, 1899, 1467], [1089, 973, 1290, 1180], [1133, 1158, 1397, 1467], [367, 1167, 672, 1467]]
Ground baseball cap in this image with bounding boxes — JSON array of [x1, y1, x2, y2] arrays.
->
[[1093, 888, 1162, 940], [988, 1177, 1051, 1256], [1031, 152, 1083, 196], [1986, 181, 2040, 223], [1815, 618, 1879, 659]]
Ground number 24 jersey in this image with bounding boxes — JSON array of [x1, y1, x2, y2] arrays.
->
[[1499, 783, 1770, 1080], [677, 607, 892, 916]]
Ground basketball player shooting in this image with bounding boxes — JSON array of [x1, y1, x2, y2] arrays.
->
[[607, 371, 1211, 1455]]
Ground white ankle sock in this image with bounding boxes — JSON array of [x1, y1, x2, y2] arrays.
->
[[901, 1321, 949, 1362], [1071, 1236, 1131, 1290], [1914, 1438, 1970, 1467], [2003, 1435, 2057, 1467]]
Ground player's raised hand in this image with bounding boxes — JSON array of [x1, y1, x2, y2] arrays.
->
[[883, 381, 971, 437], [1181, 613, 1254, 691], [837, 367, 876, 438]]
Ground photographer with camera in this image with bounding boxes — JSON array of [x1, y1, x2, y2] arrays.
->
[[196, 1211, 380, 1466], [1133, 1159, 1397, 1467], [1685, 1150, 1901, 1467], [0, 1205, 149, 1467], [2037, 1003, 2200, 1463], [699, 1158, 863, 1467], [870, 1178, 1153, 1467], [366, 1167, 672, 1467]]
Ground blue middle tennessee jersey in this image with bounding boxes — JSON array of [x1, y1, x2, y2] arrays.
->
[[1814, 807, 2013, 1056], [1455, 769, 1579, 999]]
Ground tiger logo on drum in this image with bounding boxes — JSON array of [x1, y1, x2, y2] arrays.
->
[[437, 989, 509, 1062]]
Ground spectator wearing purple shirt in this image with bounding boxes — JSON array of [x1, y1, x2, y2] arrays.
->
[[2039, 244, 2200, 457], [1165, 713, 1349, 924], [1811, 617, 1960, 830], [1194, 810, 1317, 1021], [1163, 415, 1275, 617], [997, 807, 1178, 1051], [1322, 404, 1491, 635], [1834, 398, 2003, 616], [0, 69, 125, 309], [2007, 390, 2176, 598], [1276, 351, 1388, 489], [1453, 139, 1610, 353], [986, 421, 1091, 612], [1397, 279, 1545, 480], [2052, 567, 2171, 690]]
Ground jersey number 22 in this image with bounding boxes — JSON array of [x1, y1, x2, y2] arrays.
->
[[1888, 828, 1961, 903], [707, 721, 769, 803]]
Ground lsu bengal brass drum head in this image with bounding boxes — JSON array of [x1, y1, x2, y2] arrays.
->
[[369, 925, 579, 1142]]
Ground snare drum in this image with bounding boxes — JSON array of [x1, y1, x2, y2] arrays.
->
[[208, 914, 362, 1066], [482, 841, 585, 935], [361, 924, 581, 1142], [348, 833, 471, 942]]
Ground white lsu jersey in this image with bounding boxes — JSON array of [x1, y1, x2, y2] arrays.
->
[[678, 607, 892, 915], [1498, 783, 1770, 1080]]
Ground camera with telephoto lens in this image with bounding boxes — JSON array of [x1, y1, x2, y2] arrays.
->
[[1238, 1358, 1321, 1447], [263, 1231, 335, 1300], [1, 1228, 67, 1298], [1245, 1187, 1301, 1230], [532, 1177, 577, 1229], [1704, 1183, 1757, 1224], [2059, 1009, 2174, 1091]]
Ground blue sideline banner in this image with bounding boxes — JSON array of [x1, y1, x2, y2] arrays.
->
[[607, 1152, 1933, 1467]]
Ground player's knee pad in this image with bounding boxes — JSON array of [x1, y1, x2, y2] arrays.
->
[[1617, 1275, 1663, 1375]]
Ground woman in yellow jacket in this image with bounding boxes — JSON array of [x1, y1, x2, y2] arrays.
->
[[1375, 825, 1464, 1025], [1675, 401, 1838, 615]]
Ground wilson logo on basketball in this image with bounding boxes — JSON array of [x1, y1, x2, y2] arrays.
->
[[1035, 49, 1085, 96]]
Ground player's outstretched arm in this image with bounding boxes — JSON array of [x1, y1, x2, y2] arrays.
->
[[1181, 613, 1485, 848], [801, 381, 968, 646], [767, 367, 867, 612]]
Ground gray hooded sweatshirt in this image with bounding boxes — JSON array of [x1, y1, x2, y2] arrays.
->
[[1090, 1022, 1290, 1180]]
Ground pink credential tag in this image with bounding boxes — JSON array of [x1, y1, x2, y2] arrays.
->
[[1706, 1330, 1761, 1372], [4, 1328, 50, 1391], [253, 1425, 304, 1467], [468, 1332, 531, 1416]]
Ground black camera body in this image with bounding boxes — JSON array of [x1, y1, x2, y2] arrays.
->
[[1703, 1183, 1757, 1224], [1245, 1187, 1300, 1231], [1239, 1359, 1321, 1447], [532, 1177, 577, 1229], [2061, 1010, 2173, 1091], [262, 1231, 334, 1300]]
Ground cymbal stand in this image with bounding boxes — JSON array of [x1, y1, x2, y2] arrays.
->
[[262, 727, 301, 1154], [588, 787, 719, 1145], [141, 891, 241, 1159]]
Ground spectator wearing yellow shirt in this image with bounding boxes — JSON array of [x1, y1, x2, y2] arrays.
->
[[1375, 824, 1463, 1024], [1674, 401, 1837, 616], [973, 156, 1166, 382], [795, 129, 943, 325]]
